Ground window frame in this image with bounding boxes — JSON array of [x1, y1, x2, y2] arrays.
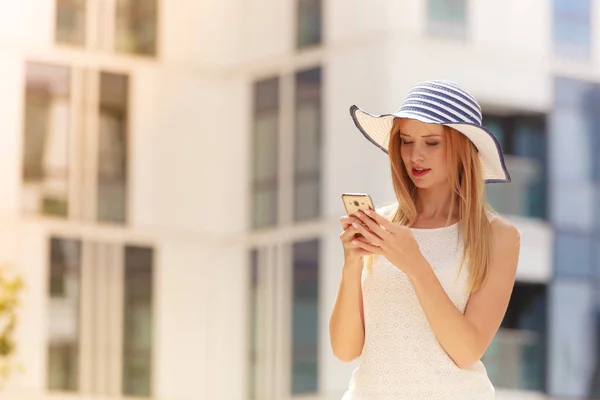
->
[[425, 0, 469, 40], [552, 0, 592, 59], [296, 0, 323, 50], [54, 0, 160, 58], [47, 234, 156, 397], [21, 61, 131, 224], [247, 238, 321, 399], [482, 112, 548, 220], [249, 67, 324, 231]]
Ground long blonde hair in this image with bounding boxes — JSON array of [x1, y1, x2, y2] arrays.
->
[[368, 119, 494, 294]]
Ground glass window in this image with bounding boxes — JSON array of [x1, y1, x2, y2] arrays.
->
[[483, 114, 547, 220], [115, 0, 158, 56], [294, 68, 322, 222], [588, 294, 600, 398], [48, 237, 82, 391], [297, 0, 322, 49], [551, 78, 600, 230], [554, 231, 594, 278], [594, 235, 600, 279], [512, 119, 548, 220], [482, 119, 506, 149], [122, 246, 153, 397], [55, 0, 86, 46], [596, 186, 600, 231], [554, 80, 600, 187], [548, 280, 595, 398], [98, 72, 129, 223], [248, 249, 259, 400], [593, 117, 600, 184], [22, 63, 71, 218], [555, 77, 591, 108], [483, 283, 547, 391], [291, 239, 319, 394], [549, 108, 593, 183], [553, 0, 591, 59], [551, 180, 595, 230], [252, 78, 280, 229], [426, 0, 467, 40]]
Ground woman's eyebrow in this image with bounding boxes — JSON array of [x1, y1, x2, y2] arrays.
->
[[400, 133, 441, 138]]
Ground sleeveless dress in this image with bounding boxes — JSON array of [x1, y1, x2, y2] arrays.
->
[[342, 205, 496, 400]]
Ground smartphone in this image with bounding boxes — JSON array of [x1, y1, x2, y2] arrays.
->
[[342, 193, 374, 215]]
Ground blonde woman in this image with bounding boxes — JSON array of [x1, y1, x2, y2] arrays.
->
[[329, 80, 520, 399]]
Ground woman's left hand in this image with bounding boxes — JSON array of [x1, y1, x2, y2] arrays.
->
[[352, 209, 427, 280]]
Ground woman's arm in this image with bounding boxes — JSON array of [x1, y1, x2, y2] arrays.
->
[[409, 218, 520, 368], [329, 214, 371, 363], [329, 262, 365, 362]]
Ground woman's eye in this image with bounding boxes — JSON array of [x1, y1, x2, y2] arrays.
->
[[401, 140, 414, 145], [426, 142, 439, 147]]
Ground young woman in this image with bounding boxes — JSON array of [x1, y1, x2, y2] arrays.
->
[[329, 80, 521, 399]]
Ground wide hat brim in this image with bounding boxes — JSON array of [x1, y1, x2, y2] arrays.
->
[[350, 105, 511, 183]]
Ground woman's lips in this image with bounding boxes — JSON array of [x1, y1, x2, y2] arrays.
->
[[412, 168, 431, 177]]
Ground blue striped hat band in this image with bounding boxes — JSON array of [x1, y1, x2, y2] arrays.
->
[[350, 80, 511, 183]]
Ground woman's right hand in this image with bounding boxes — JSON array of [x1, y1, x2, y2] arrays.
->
[[340, 215, 374, 269]]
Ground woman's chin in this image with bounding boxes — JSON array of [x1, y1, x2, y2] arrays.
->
[[410, 179, 431, 189], [411, 178, 443, 190]]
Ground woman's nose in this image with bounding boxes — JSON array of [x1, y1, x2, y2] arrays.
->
[[411, 145, 425, 164]]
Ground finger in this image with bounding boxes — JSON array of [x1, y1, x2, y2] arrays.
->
[[340, 225, 359, 242], [341, 226, 369, 243], [341, 215, 373, 234], [353, 248, 372, 256], [351, 238, 382, 254], [352, 219, 384, 245], [348, 244, 372, 257], [355, 211, 389, 238], [363, 209, 395, 232], [340, 215, 353, 229], [350, 250, 372, 258], [340, 215, 363, 230]]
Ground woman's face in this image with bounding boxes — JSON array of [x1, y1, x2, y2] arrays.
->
[[397, 119, 449, 189]]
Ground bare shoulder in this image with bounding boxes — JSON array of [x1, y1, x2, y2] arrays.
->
[[489, 215, 521, 247], [488, 216, 521, 277]]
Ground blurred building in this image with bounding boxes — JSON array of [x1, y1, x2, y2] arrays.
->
[[1, 1, 599, 400]]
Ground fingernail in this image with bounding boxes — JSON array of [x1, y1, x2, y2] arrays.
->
[[352, 222, 359, 228], [364, 209, 372, 215]]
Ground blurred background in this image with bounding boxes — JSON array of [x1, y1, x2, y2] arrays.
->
[[0, 0, 599, 399]]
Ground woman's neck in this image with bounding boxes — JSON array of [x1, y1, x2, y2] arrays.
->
[[415, 185, 458, 220]]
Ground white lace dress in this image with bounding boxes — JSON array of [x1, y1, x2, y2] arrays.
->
[[342, 207, 495, 400]]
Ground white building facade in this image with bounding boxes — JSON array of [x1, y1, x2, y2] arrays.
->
[[2, 0, 600, 399]]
